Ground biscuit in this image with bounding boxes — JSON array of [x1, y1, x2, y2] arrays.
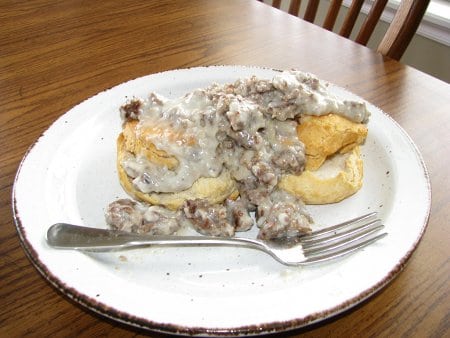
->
[[279, 146, 363, 204], [118, 114, 367, 208], [297, 114, 367, 171], [117, 133, 239, 210], [122, 120, 180, 170]]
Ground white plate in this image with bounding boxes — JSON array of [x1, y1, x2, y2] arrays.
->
[[13, 66, 431, 336]]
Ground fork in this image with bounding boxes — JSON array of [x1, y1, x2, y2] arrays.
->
[[46, 212, 386, 266]]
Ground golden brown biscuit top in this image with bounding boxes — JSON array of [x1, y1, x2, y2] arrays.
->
[[297, 114, 368, 170]]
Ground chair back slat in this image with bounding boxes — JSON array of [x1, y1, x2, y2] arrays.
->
[[303, 0, 319, 23], [339, 0, 364, 38], [355, 0, 389, 45], [323, 0, 343, 31], [288, 0, 302, 16], [260, 0, 430, 60], [377, 0, 430, 60], [272, 0, 282, 9]]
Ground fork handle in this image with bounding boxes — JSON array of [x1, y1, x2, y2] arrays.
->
[[47, 223, 262, 251]]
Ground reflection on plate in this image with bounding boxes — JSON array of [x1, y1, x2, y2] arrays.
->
[[13, 66, 430, 335]]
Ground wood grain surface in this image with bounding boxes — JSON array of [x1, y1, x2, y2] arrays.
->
[[1, 1, 449, 337]]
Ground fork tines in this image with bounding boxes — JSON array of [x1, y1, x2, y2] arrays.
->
[[301, 212, 387, 264]]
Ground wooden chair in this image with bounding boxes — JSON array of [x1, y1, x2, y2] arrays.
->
[[259, 0, 430, 60]]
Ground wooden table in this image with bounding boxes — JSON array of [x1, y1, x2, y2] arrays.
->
[[1, 1, 449, 336]]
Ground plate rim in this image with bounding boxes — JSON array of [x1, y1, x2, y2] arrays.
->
[[11, 65, 431, 336]]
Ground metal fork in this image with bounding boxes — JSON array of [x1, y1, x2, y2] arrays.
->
[[46, 212, 386, 266]]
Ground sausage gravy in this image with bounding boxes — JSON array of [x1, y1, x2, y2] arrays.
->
[[106, 70, 370, 239]]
